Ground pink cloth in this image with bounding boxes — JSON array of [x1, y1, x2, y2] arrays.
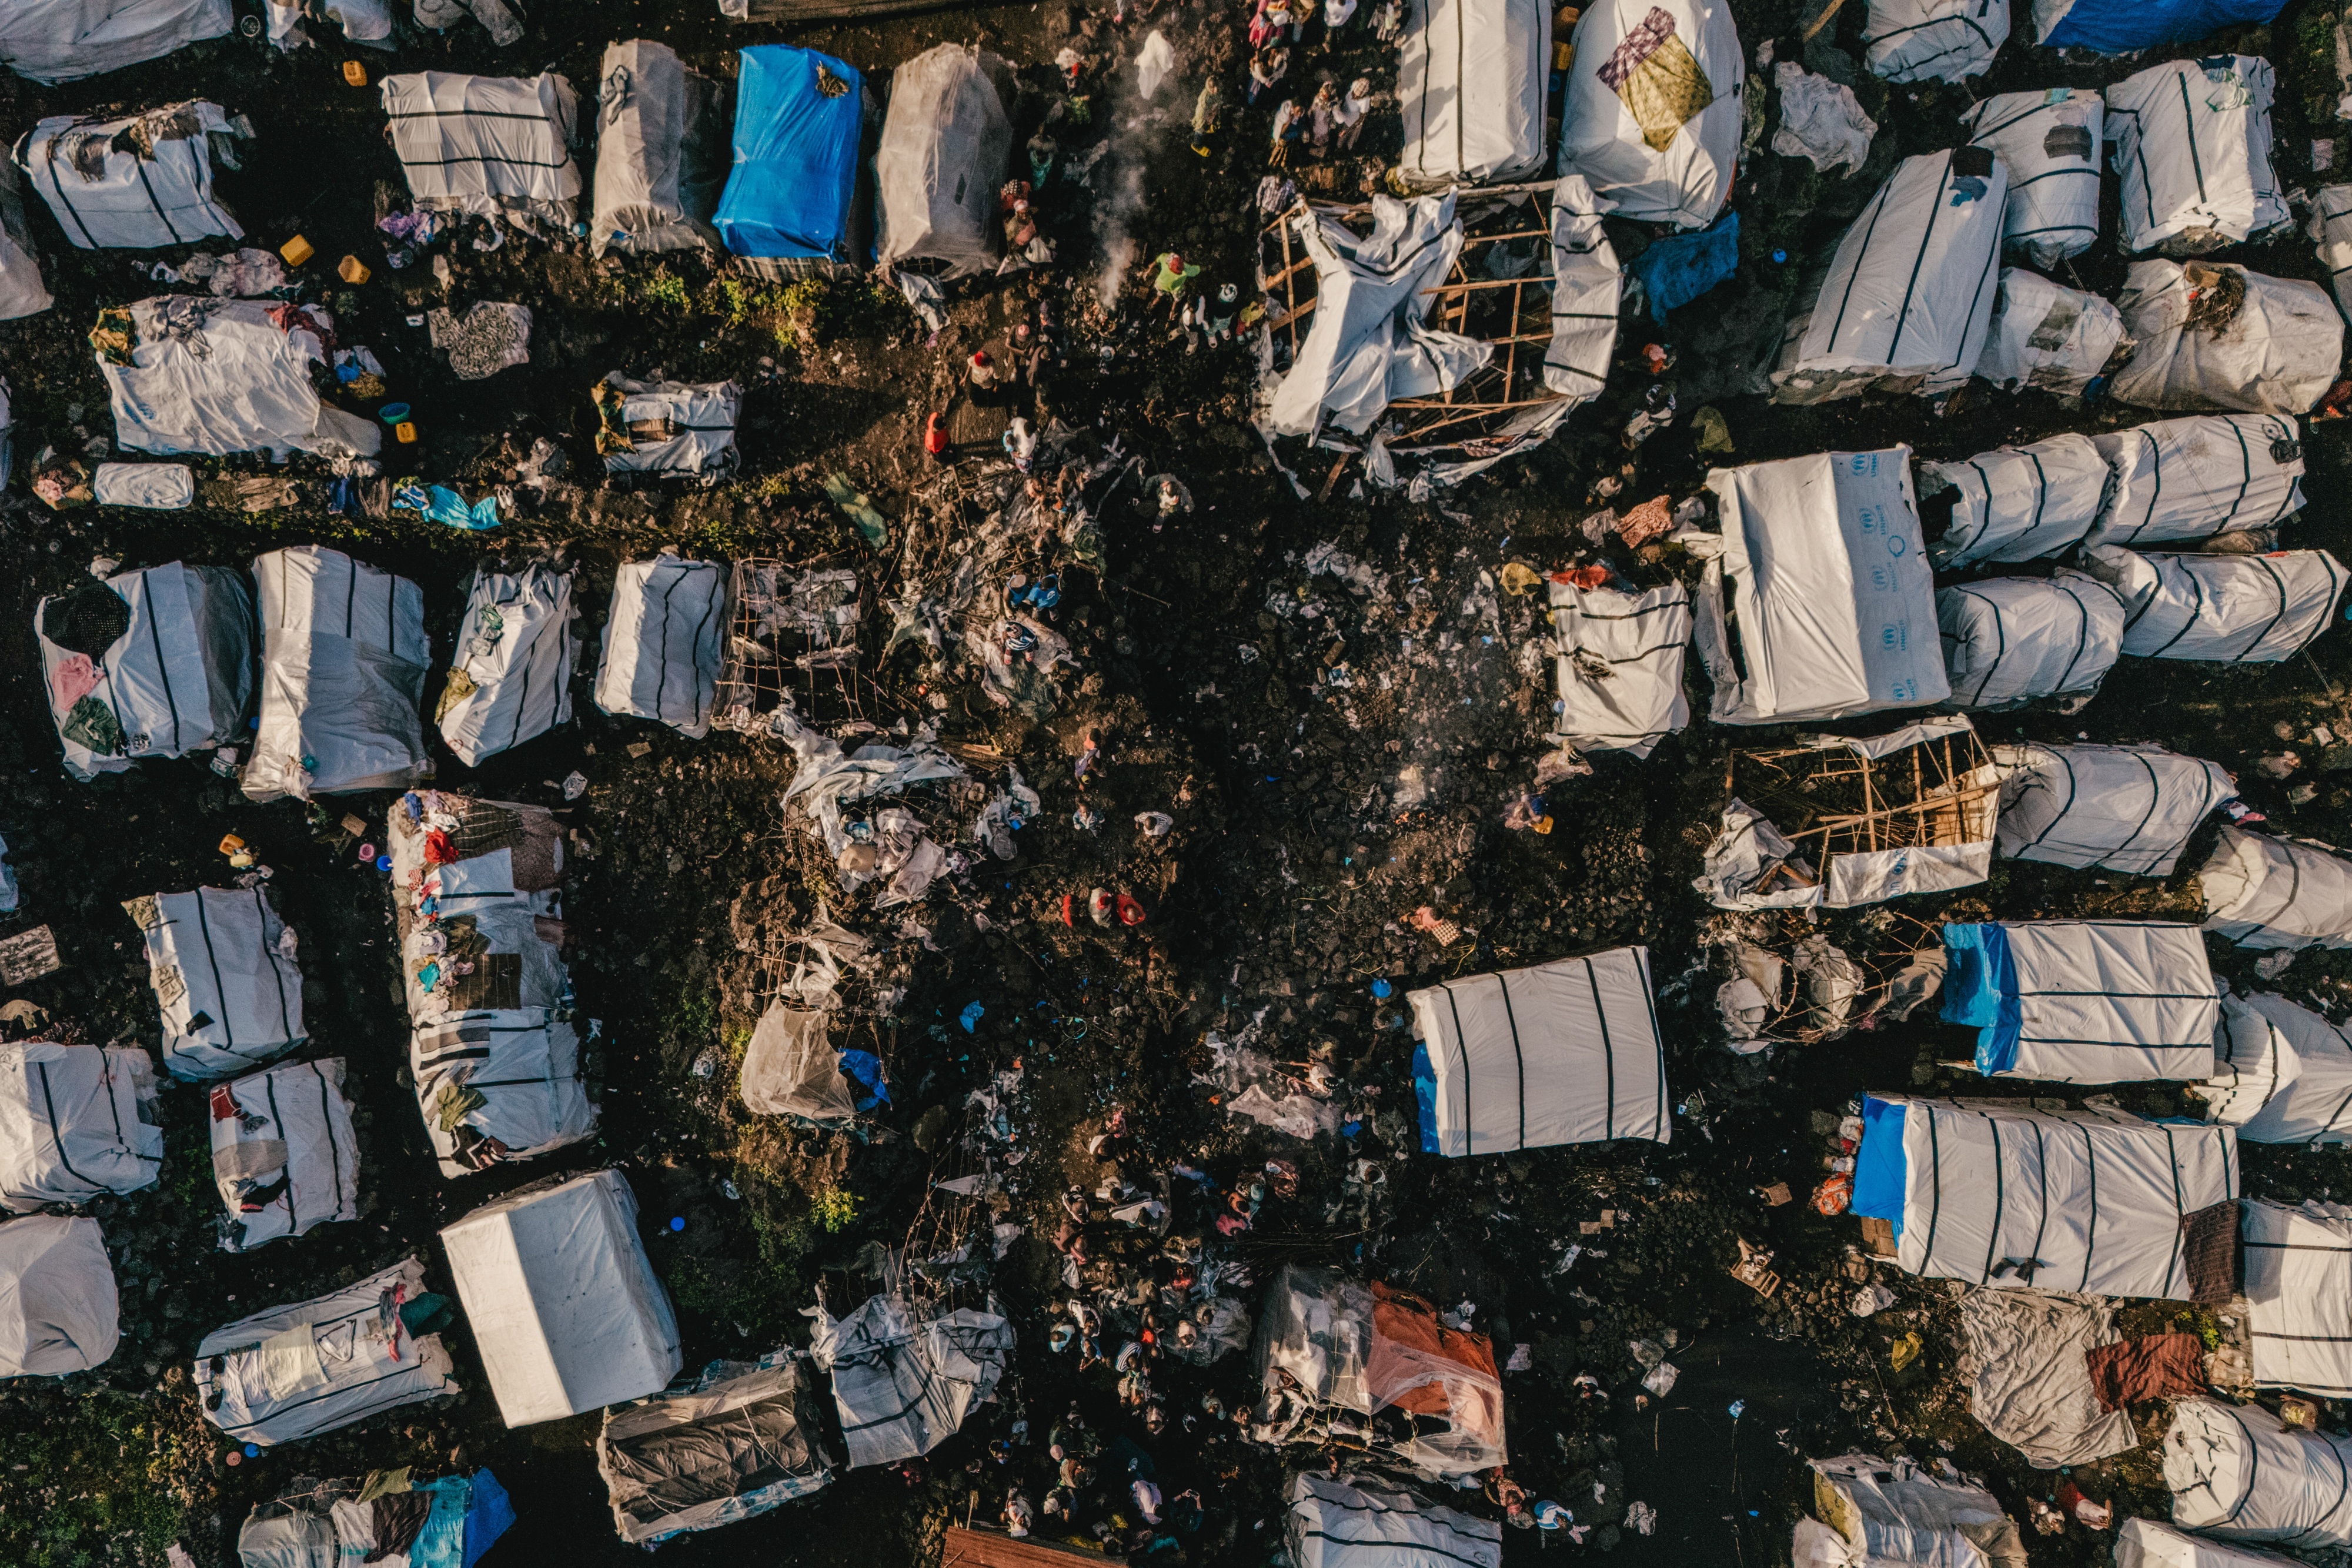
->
[[48, 653, 99, 711]]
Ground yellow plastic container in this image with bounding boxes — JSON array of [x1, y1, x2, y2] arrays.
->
[[279, 235, 313, 267], [218, 834, 245, 856], [342, 61, 368, 86], [338, 255, 371, 285], [395, 421, 419, 444]]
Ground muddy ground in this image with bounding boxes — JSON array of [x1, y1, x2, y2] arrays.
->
[[6, 0, 2352, 1565]]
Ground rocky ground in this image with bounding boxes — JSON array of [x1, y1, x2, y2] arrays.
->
[[8, 1, 2352, 1566]]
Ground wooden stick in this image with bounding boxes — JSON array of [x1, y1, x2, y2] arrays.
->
[[1802, 0, 1848, 41]]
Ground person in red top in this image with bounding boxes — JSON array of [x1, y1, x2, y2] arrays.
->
[[922, 411, 951, 464]]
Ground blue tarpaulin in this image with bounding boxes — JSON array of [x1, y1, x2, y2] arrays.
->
[[1411, 1041, 1439, 1154], [1940, 923, 2023, 1075], [463, 1470, 515, 1567], [2036, 0, 2283, 52], [1850, 1096, 1907, 1239], [840, 1048, 889, 1111], [1628, 210, 1739, 322], [716, 45, 864, 260]]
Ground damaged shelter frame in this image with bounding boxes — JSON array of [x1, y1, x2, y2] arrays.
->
[[711, 556, 866, 735], [1725, 724, 2002, 903]]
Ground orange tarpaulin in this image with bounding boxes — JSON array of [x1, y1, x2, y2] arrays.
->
[[1367, 1283, 1506, 1450]]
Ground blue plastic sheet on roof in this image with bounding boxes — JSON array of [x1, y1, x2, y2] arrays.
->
[[716, 45, 864, 260], [1850, 1096, 1907, 1240], [1410, 1041, 1439, 1154], [1628, 209, 1738, 322], [1940, 923, 2022, 1075], [2037, 0, 2284, 52]]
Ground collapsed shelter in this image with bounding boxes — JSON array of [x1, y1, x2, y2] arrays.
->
[[2201, 827, 2352, 951], [597, 1349, 835, 1546], [2204, 989, 2352, 1143]]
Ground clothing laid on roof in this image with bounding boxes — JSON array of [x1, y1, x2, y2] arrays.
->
[[98, 298, 379, 462], [437, 563, 578, 768], [1963, 88, 2102, 268], [2086, 413, 2305, 549], [245, 546, 429, 801], [1555, 0, 1740, 228], [595, 557, 726, 738], [1548, 579, 1690, 758], [806, 1292, 1012, 1469], [876, 46, 1014, 278], [1973, 269, 2127, 399], [0, 1043, 162, 1211], [1921, 434, 2107, 567], [1940, 920, 2217, 1082], [17, 102, 243, 249], [2104, 56, 2288, 255], [195, 1258, 456, 1446], [0, 0, 231, 85], [2240, 1198, 2352, 1396], [597, 1349, 834, 1545], [1860, 0, 2008, 84], [0, 1216, 118, 1379], [1285, 1472, 1502, 1568], [715, 46, 866, 261], [1935, 573, 2125, 711], [1990, 741, 2233, 877], [2205, 990, 2352, 1141], [131, 885, 305, 1081], [36, 562, 253, 783], [381, 72, 581, 230], [1397, 0, 1548, 188], [2082, 546, 2347, 664], [593, 375, 739, 477], [2164, 1396, 2352, 1547], [210, 1058, 358, 1253], [2202, 827, 2352, 951], [1953, 1287, 2137, 1467], [592, 41, 724, 258], [2109, 261, 2341, 416]]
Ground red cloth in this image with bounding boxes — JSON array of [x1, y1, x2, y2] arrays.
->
[[423, 829, 459, 866], [2084, 1333, 2205, 1412]]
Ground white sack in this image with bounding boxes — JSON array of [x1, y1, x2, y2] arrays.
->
[[2164, 1396, 2352, 1547], [245, 546, 430, 801], [1806, 1454, 2026, 1568], [37, 561, 256, 781], [592, 41, 723, 258], [2109, 260, 2341, 416], [2106, 56, 2289, 255], [1965, 88, 2102, 267], [1398, 0, 1548, 187], [92, 464, 192, 508], [17, 101, 241, 249], [437, 563, 578, 767], [382, 72, 582, 227], [1954, 1287, 2137, 1466], [2116, 1518, 2305, 1568], [2082, 545, 2347, 663], [2088, 413, 2305, 549], [595, 556, 724, 738], [2202, 827, 2352, 951], [2206, 991, 2352, 1141], [596, 375, 739, 476], [442, 1171, 681, 1428], [1286, 1473, 1503, 1568], [1408, 947, 1669, 1154], [410, 1011, 594, 1178], [1967, 920, 2218, 1082], [1937, 573, 2125, 710], [211, 1058, 358, 1252], [132, 885, 306, 1081], [1922, 433, 2107, 567], [1541, 174, 1621, 402], [196, 1258, 457, 1446], [1548, 579, 1690, 758], [0, 0, 230, 85], [0, 1044, 162, 1211], [1773, 151, 2008, 403], [0, 1216, 118, 1379], [875, 45, 1014, 278], [1974, 269, 2127, 397], [1862, 0, 2008, 83], [101, 297, 378, 462], [1992, 741, 2234, 876], [1556, 0, 1742, 228], [2241, 1198, 2352, 1395], [807, 1293, 1013, 1469], [0, 161, 51, 320]]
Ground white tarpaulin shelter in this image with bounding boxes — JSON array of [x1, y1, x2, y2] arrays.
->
[[594, 375, 739, 476], [1286, 1473, 1502, 1568], [211, 1058, 357, 1253], [1851, 1094, 2237, 1299], [1408, 948, 1668, 1154], [1942, 920, 2217, 1082], [0, 1043, 162, 1211], [2116, 1519, 2304, 1568], [1772, 151, 2007, 403], [1398, 0, 1546, 188], [597, 1349, 835, 1546], [1992, 741, 2233, 877], [806, 1292, 1013, 1469], [2110, 261, 2341, 416], [592, 41, 723, 258], [595, 556, 725, 737], [0, 1216, 117, 1378], [2241, 1198, 2352, 1395], [0, 0, 229, 85], [100, 298, 380, 462], [1954, 1288, 2137, 1467], [2106, 57, 2288, 255], [382, 72, 581, 229], [1922, 434, 2107, 567], [410, 1013, 593, 1176], [442, 1171, 680, 1428], [1265, 193, 1489, 439], [875, 45, 1013, 278], [18, 102, 242, 249], [1964, 88, 2102, 267], [1861, 0, 2007, 83], [36, 562, 255, 782], [2307, 184, 2352, 319], [2083, 546, 2347, 664], [1798, 1455, 2027, 1568], [196, 1258, 457, 1446], [1548, 579, 1690, 758], [2203, 828, 2352, 951], [1974, 269, 2127, 397], [1554, 0, 1742, 228], [2164, 1397, 2352, 1547], [1695, 448, 1946, 723], [2206, 991, 2352, 1142], [131, 885, 306, 1081], [0, 162, 51, 320], [1936, 574, 2126, 711], [2087, 413, 2306, 549], [437, 563, 578, 767], [1542, 174, 1621, 401], [245, 546, 429, 801]]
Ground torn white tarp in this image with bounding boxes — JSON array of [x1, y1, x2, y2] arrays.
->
[[99, 298, 380, 462], [740, 1001, 853, 1125], [383, 72, 581, 229], [594, 375, 739, 477], [595, 556, 726, 738], [1772, 63, 1876, 177], [130, 885, 306, 1081], [1920, 433, 2107, 567], [2205, 991, 2352, 1142], [1548, 578, 1690, 758], [0, 0, 230, 86], [2087, 413, 2305, 549], [1772, 151, 2007, 403], [1935, 573, 2126, 710], [2080, 546, 2348, 663], [1695, 447, 1947, 723], [1955, 1288, 2137, 1467], [2109, 260, 2341, 417], [90, 463, 191, 507], [1286, 1473, 1502, 1568], [2115, 1519, 2304, 1568], [1964, 88, 2102, 267], [806, 1293, 1012, 1469], [1862, 0, 2008, 83], [437, 563, 578, 767], [592, 41, 724, 258], [2240, 1198, 2352, 1395], [1555, 0, 1742, 228], [1541, 175, 1621, 402], [17, 102, 244, 249], [0, 1216, 118, 1378], [1800, 1455, 2026, 1568], [211, 1058, 358, 1253], [2165, 1397, 2352, 1547], [0, 161, 51, 320], [775, 709, 965, 888], [2107, 56, 2289, 255], [0, 1043, 162, 1211], [876, 45, 1014, 278], [245, 546, 430, 801], [1398, 0, 1547, 187], [37, 561, 255, 782], [1267, 193, 1489, 439], [196, 1258, 457, 1446], [2201, 827, 2352, 951], [1992, 741, 2233, 877], [1945, 919, 2217, 1082], [1974, 269, 2128, 397]]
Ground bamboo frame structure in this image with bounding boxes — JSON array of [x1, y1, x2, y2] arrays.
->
[[1726, 728, 2002, 887]]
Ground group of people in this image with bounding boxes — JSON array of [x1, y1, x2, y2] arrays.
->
[[1242, 0, 1389, 168]]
